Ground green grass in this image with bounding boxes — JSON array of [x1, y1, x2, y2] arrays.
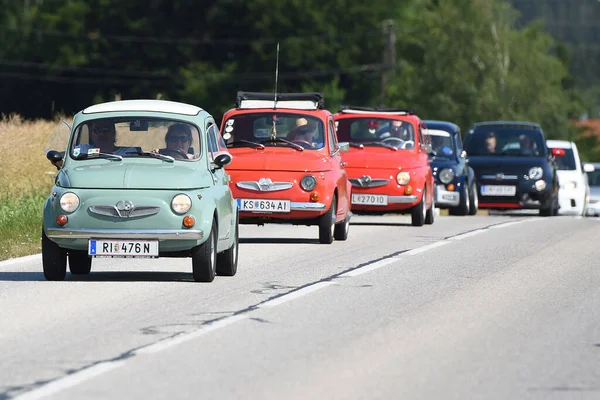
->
[[0, 189, 49, 261]]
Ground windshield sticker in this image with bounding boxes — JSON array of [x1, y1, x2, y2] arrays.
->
[[72, 148, 80, 157], [225, 125, 234, 133], [226, 119, 234, 126], [88, 148, 100, 155]]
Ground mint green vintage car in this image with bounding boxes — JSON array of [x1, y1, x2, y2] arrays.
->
[[42, 99, 238, 282]]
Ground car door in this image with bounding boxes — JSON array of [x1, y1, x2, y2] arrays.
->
[[206, 122, 234, 245], [328, 117, 349, 217], [418, 122, 434, 204]]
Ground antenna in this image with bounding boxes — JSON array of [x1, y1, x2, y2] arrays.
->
[[271, 42, 280, 141]]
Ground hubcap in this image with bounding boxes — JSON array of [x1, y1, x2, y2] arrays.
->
[[422, 190, 427, 220], [210, 233, 216, 272], [465, 186, 470, 210]]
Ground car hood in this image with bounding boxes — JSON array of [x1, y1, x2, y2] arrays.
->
[[226, 148, 330, 172], [468, 155, 547, 175], [342, 148, 422, 170], [61, 162, 212, 189]]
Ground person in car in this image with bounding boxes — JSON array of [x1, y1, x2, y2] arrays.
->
[[485, 132, 497, 153], [519, 134, 537, 156], [156, 123, 194, 158]]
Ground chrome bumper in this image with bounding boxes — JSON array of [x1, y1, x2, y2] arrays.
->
[[290, 202, 327, 211], [388, 195, 418, 204], [435, 186, 460, 206], [46, 228, 204, 240]]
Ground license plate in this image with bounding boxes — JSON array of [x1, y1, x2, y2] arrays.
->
[[237, 198, 291, 213], [351, 194, 389, 205], [481, 185, 516, 196], [88, 239, 159, 257]]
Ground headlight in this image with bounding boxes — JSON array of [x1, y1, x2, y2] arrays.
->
[[561, 181, 577, 191], [59, 192, 80, 213], [300, 175, 317, 191], [396, 172, 410, 185], [528, 167, 543, 180], [535, 180, 546, 191], [439, 168, 454, 184], [171, 194, 192, 214]]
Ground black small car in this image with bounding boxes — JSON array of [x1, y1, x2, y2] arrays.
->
[[463, 121, 559, 216], [424, 120, 478, 215]]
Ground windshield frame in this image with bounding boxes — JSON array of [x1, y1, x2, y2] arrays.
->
[[464, 126, 547, 158], [335, 116, 418, 151]]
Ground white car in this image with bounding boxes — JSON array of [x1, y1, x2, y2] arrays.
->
[[546, 140, 589, 216], [584, 162, 600, 216]]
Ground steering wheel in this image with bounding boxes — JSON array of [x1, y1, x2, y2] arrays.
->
[[292, 140, 315, 149], [160, 148, 188, 159], [381, 137, 405, 146]]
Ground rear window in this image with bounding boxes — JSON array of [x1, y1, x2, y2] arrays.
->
[[548, 147, 577, 170], [464, 126, 546, 157]]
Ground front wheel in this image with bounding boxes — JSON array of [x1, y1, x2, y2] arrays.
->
[[191, 219, 217, 282], [333, 214, 350, 241], [68, 250, 92, 275], [468, 183, 479, 215], [318, 196, 336, 244], [411, 190, 426, 227], [42, 229, 67, 281], [216, 214, 238, 277]]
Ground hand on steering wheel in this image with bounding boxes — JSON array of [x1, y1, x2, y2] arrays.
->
[[159, 148, 188, 159], [381, 137, 404, 145]]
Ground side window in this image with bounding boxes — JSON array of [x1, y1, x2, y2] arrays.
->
[[207, 124, 229, 161], [418, 124, 424, 147], [328, 119, 337, 152], [455, 131, 463, 153]]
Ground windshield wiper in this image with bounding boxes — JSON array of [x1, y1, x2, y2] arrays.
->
[[227, 140, 265, 149], [74, 152, 123, 161], [362, 141, 398, 151], [125, 150, 175, 162], [349, 142, 365, 149], [260, 137, 304, 152]]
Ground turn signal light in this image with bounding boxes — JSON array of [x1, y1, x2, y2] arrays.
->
[[56, 215, 68, 226], [404, 185, 413, 195], [447, 183, 455, 191], [310, 191, 320, 202], [183, 215, 195, 228]]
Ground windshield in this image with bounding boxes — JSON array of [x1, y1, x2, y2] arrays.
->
[[424, 128, 455, 158], [548, 147, 576, 170], [335, 117, 416, 150], [222, 112, 325, 150], [464, 127, 546, 157], [69, 118, 201, 161]]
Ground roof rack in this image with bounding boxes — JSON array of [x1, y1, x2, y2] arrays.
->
[[338, 105, 415, 115], [236, 91, 324, 110]]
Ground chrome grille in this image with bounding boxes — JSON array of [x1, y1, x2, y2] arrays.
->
[[236, 179, 293, 192], [481, 173, 518, 180], [349, 176, 389, 188], [89, 205, 160, 218]]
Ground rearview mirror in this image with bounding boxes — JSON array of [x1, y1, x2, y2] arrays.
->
[[46, 150, 64, 169], [337, 142, 350, 153], [584, 163, 595, 173]]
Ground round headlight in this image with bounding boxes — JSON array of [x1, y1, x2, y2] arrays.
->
[[562, 181, 577, 191], [535, 180, 547, 191], [171, 194, 192, 214], [60, 192, 80, 213], [439, 168, 454, 184], [396, 172, 410, 185], [300, 175, 317, 191], [528, 167, 543, 180]]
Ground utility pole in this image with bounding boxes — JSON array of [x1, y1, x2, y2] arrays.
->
[[380, 19, 396, 107]]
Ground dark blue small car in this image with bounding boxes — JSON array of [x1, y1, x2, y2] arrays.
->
[[424, 120, 478, 215]]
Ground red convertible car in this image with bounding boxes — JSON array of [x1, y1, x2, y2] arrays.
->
[[333, 106, 435, 226], [220, 92, 352, 244]]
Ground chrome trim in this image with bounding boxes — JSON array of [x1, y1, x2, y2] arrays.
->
[[290, 202, 327, 210], [388, 195, 418, 204], [481, 174, 518, 180], [349, 176, 389, 188], [46, 228, 203, 240], [236, 180, 294, 192], [89, 205, 160, 218]]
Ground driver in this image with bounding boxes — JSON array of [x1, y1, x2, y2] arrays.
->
[[159, 123, 193, 158]]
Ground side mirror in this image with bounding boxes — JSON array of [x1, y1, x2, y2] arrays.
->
[[551, 148, 565, 157], [460, 150, 467, 158], [212, 153, 233, 170], [584, 163, 595, 173], [337, 142, 350, 153], [46, 150, 64, 169], [421, 143, 433, 154]]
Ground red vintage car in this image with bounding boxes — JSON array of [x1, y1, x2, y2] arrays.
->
[[220, 92, 352, 244], [333, 106, 435, 226]]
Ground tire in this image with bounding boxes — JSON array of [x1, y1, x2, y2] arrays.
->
[[191, 219, 217, 282], [68, 250, 92, 275], [468, 183, 479, 215], [411, 189, 426, 227], [42, 229, 67, 281], [318, 196, 336, 244], [216, 213, 238, 277], [540, 195, 558, 217], [425, 190, 435, 225], [333, 214, 350, 241]]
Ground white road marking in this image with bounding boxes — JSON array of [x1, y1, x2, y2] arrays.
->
[[339, 257, 401, 278], [404, 241, 449, 256], [13, 361, 126, 400], [0, 253, 41, 268], [135, 314, 248, 354], [449, 229, 487, 241], [258, 281, 333, 308]]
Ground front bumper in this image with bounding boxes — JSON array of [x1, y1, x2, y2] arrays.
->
[[585, 200, 600, 216], [434, 184, 460, 207], [557, 189, 586, 215], [476, 179, 553, 209]]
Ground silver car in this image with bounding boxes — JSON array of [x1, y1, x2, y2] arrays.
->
[[584, 162, 600, 216]]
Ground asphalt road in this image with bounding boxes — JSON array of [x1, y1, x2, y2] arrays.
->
[[1, 213, 599, 400]]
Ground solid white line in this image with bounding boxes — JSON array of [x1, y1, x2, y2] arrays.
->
[[449, 229, 487, 241], [403, 241, 449, 256], [258, 281, 333, 308], [488, 219, 529, 229], [13, 361, 126, 400], [0, 253, 41, 268], [135, 315, 248, 354], [339, 257, 401, 278]]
